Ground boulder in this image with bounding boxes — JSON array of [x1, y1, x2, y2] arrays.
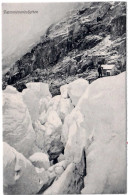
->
[[29, 152, 50, 169], [3, 142, 55, 195], [3, 87, 35, 157], [47, 140, 64, 162]]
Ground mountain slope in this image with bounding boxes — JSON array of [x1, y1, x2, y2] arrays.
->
[[2, 2, 126, 95]]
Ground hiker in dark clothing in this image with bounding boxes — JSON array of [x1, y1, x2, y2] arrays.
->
[[98, 65, 102, 78]]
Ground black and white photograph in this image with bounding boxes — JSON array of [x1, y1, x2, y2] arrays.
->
[[2, 1, 127, 194]]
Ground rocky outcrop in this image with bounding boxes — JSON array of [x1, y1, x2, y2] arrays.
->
[[2, 2, 126, 96], [3, 86, 35, 158], [47, 140, 64, 162], [111, 15, 126, 37]]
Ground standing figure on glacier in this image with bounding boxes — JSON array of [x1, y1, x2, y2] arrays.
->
[[98, 64, 103, 78]]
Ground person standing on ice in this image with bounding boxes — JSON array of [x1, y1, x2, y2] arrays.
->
[[98, 64, 102, 78]]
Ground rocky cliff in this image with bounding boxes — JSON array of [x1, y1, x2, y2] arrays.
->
[[2, 2, 126, 95]]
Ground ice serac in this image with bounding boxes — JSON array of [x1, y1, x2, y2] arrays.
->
[[33, 93, 73, 156], [22, 82, 52, 122], [29, 152, 50, 169], [62, 72, 126, 193], [43, 149, 86, 195], [47, 95, 73, 121], [3, 142, 55, 195], [62, 109, 86, 163], [81, 72, 126, 194], [60, 78, 89, 106], [60, 84, 68, 99], [3, 87, 35, 157], [3, 85, 18, 94], [48, 160, 68, 179]]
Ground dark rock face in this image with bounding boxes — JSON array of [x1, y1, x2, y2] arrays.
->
[[47, 140, 64, 162], [67, 149, 86, 194], [2, 2, 126, 96], [13, 83, 27, 92], [111, 15, 126, 37]]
